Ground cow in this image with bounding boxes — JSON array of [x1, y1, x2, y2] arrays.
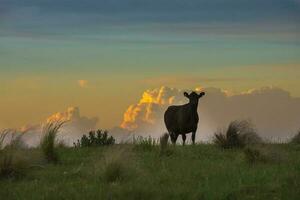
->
[[164, 91, 205, 145]]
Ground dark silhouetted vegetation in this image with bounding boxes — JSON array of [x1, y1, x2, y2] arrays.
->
[[214, 120, 262, 149], [74, 130, 115, 147]]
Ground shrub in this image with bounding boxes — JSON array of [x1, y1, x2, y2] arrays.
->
[[240, 132, 263, 145], [214, 120, 262, 149], [133, 136, 157, 151], [74, 130, 115, 147], [40, 121, 64, 163], [290, 130, 300, 144]]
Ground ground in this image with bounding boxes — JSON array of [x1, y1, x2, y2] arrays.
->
[[0, 144, 300, 200]]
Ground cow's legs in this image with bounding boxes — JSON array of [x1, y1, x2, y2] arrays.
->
[[192, 132, 196, 144], [182, 134, 186, 146], [170, 133, 178, 145]]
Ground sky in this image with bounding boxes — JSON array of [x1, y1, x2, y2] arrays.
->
[[0, 0, 300, 138]]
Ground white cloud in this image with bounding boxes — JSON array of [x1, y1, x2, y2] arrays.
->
[[120, 86, 300, 142], [11, 107, 98, 147], [46, 107, 98, 145]]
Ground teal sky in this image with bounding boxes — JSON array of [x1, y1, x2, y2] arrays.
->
[[1, 25, 300, 74]]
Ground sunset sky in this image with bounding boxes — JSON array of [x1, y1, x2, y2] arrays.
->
[[0, 0, 300, 131]]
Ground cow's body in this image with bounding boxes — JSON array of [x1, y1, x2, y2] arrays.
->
[[164, 91, 205, 145]]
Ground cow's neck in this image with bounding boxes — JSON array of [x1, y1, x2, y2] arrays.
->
[[188, 102, 199, 113]]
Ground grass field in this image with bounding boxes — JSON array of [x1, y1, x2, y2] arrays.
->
[[0, 144, 300, 200]]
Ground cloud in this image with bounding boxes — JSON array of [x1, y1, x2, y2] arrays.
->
[[12, 107, 98, 147], [78, 80, 88, 88], [2, 86, 300, 146], [47, 107, 98, 145], [121, 87, 186, 131], [120, 86, 300, 141]]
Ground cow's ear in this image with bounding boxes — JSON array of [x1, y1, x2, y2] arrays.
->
[[184, 92, 189, 98], [199, 92, 205, 97]]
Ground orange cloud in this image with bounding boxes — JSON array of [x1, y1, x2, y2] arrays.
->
[[121, 87, 186, 131]]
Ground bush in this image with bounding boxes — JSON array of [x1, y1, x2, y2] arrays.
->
[[290, 130, 300, 144], [40, 121, 64, 163], [74, 130, 115, 147], [214, 120, 262, 149]]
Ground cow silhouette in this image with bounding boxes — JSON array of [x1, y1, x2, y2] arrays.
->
[[164, 91, 205, 145]]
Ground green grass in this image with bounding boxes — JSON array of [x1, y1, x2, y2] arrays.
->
[[0, 144, 299, 200]]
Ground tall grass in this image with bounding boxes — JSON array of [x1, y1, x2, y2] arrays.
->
[[101, 147, 133, 183], [6, 131, 27, 149], [133, 136, 157, 151], [0, 130, 9, 150], [103, 159, 124, 183], [40, 121, 65, 163], [214, 120, 262, 149], [159, 133, 171, 155], [0, 129, 27, 179]]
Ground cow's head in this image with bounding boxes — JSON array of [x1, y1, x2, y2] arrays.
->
[[184, 91, 205, 105]]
